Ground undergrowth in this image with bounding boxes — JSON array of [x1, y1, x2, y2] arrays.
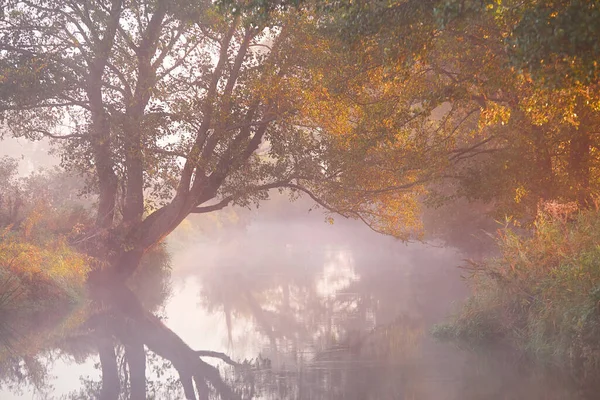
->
[[433, 204, 600, 375], [0, 206, 93, 385], [0, 201, 92, 335]]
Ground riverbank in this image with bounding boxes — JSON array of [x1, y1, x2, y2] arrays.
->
[[0, 233, 89, 312], [434, 205, 600, 383], [0, 232, 90, 366]]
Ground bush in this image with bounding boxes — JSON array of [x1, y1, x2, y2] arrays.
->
[[0, 232, 90, 311], [434, 203, 600, 373], [0, 213, 92, 382]]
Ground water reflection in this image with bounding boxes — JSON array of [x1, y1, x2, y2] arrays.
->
[[0, 218, 590, 399]]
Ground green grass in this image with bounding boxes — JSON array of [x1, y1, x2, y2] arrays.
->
[[433, 205, 600, 374]]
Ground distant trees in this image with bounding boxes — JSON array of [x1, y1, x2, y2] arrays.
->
[[438, 0, 600, 216], [0, 156, 91, 232], [0, 156, 21, 226]]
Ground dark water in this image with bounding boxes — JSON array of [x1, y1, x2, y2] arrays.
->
[[0, 217, 586, 399]]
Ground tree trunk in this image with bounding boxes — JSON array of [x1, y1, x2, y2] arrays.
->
[[124, 341, 146, 400], [568, 124, 591, 207], [94, 283, 239, 400], [98, 338, 120, 400], [532, 125, 554, 200]]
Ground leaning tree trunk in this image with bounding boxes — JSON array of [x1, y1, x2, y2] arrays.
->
[[91, 283, 239, 400], [532, 125, 555, 201]]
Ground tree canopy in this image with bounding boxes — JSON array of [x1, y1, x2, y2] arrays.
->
[[1, 0, 599, 271], [0, 0, 463, 281], [1, 1, 600, 399]]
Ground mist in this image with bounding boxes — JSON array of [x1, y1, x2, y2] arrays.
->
[[1, 1, 599, 399]]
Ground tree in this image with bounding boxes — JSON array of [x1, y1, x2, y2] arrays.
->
[[0, 3, 458, 398], [0, 0, 450, 282], [436, 0, 600, 214], [317, 0, 600, 219], [0, 156, 22, 226]]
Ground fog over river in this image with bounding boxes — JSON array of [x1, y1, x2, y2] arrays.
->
[[0, 201, 587, 399], [0, 198, 583, 400]]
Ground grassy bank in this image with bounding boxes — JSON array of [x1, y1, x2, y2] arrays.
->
[[0, 233, 90, 313], [0, 229, 92, 389], [433, 204, 600, 375], [0, 219, 91, 358]]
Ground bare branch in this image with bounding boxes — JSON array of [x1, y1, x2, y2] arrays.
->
[[195, 351, 239, 367], [1, 102, 86, 112], [152, 20, 186, 70], [449, 136, 497, 161], [29, 128, 85, 140], [249, 43, 272, 51], [155, 40, 201, 81], [147, 148, 188, 159], [66, 0, 100, 43], [190, 181, 291, 214], [116, 23, 139, 53], [224, 115, 279, 132], [282, 183, 339, 213], [106, 62, 133, 98], [190, 197, 233, 213]]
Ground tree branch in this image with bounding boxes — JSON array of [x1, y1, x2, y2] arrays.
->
[[190, 181, 291, 214], [190, 197, 233, 213], [282, 183, 339, 213], [224, 115, 279, 132], [177, 18, 239, 197], [29, 128, 85, 140], [449, 136, 497, 161], [106, 62, 133, 99], [148, 147, 188, 159], [195, 351, 239, 367]]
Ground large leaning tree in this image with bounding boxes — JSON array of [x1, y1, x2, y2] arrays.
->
[[0, 0, 438, 280], [0, 0, 505, 282]]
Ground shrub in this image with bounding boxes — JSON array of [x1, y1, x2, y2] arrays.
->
[[0, 234, 90, 310], [434, 204, 600, 373]]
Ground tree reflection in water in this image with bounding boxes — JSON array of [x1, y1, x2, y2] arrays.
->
[[88, 283, 239, 400], [0, 221, 592, 399], [178, 222, 587, 400]]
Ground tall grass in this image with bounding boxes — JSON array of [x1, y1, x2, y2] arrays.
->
[[0, 229, 92, 392], [434, 204, 600, 374], [0, 236, 90, 309], [0, 206, 92, 362]]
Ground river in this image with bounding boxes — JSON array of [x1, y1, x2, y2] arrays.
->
[[0, 211, 586, 399]]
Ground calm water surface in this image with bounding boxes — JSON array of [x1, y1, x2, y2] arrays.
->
[[0, 216, 587, 399]]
